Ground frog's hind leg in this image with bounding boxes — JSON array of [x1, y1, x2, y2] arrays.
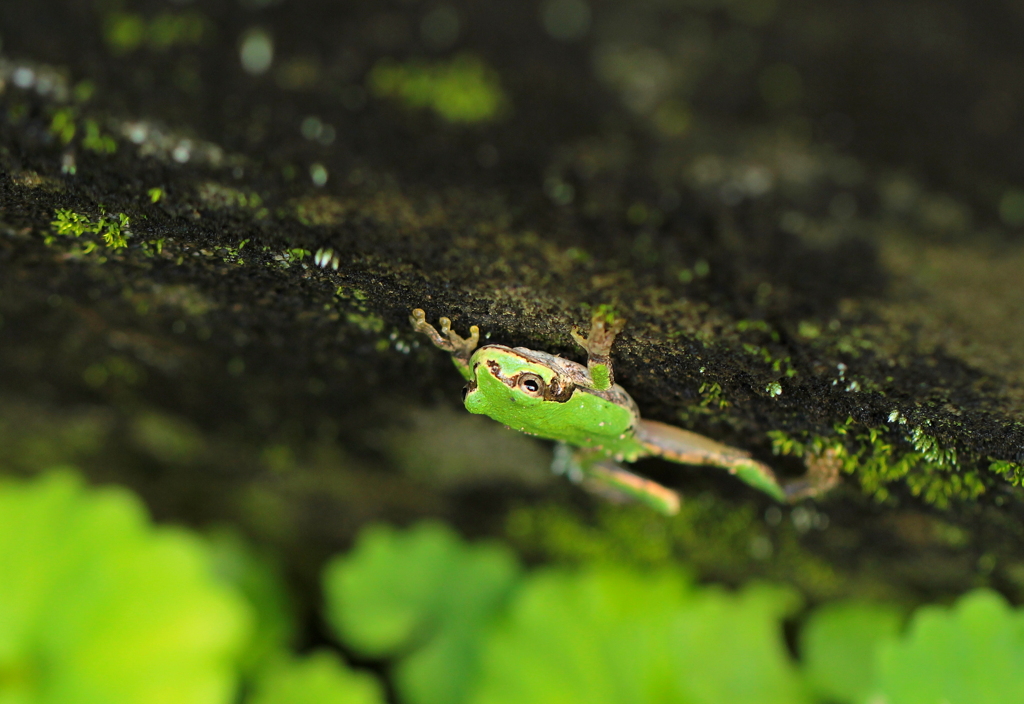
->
[[635, 419, 787, 502], [552, 443, 680, 515]]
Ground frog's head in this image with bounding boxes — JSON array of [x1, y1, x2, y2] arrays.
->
[[461, 345, 638, 452], [463, 346, 576, 416], [464, 343, 638, 454]]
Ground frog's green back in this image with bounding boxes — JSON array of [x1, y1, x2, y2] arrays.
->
[[465, 368, 646, 460]]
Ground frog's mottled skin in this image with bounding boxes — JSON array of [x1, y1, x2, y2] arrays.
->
[[410, 308, 817, 514], [465, 346, 645, 460]]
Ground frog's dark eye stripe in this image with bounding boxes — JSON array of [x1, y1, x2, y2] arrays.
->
[[544, 379, 576, 403], [486, 359, 519, 389], [485, 359, 575, 402]]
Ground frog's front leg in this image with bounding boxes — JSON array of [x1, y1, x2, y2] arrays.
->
[[635, 419, 789, 502], [552, 443, 681, 515], [570, 310, 626, 391], [410, 308, 480, 380]]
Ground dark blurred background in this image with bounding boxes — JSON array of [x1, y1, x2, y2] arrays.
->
[[4, 0, 1024, 213]]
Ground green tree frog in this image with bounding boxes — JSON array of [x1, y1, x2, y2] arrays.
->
[[411, 308, 818, 514]]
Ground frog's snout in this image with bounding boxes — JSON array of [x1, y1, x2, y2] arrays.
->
[[462, 378, 478, 403]]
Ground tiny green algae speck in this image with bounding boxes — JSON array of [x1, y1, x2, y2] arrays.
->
[[49, 109, 117, 154], [368, 53, 507, 123], [81, 119, 118, 154], [331, 287, 385, 335], [197, 182, 267, 217], [50, 108, 77, 145], [104, 10, 210, 54]]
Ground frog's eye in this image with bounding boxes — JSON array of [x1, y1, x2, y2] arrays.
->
[[517, 373, 545, 397]]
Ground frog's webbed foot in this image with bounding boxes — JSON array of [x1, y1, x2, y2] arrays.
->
[[782, 447, 842, 501], [570, 310, 626, 390], [553, 443, 680, 515], [571, 311, 625, 359], [410, 308, 480, 364]]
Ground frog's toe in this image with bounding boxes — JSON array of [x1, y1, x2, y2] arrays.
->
[[410, 308, 453, 351], [783, 479, 819, 502], [580, 315, 626, 355], [594, 314, 626, 338], [410, 308, 442, 337]]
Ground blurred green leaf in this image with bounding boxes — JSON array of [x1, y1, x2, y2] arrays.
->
[[323, 522, 521, 704], [247, 650, 384, 704], [0, 470, 252, 704], [469, 567, 689, 704], [206, 527, 297, 675], [873, 589, 1024, 704], [671, 583, 808, 704], [799, 600, 904, 703], [470, 568, 807, 704]]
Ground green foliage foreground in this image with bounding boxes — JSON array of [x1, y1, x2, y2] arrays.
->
[[2, 471, 1024, 704], [0, 471, 250, 704]]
